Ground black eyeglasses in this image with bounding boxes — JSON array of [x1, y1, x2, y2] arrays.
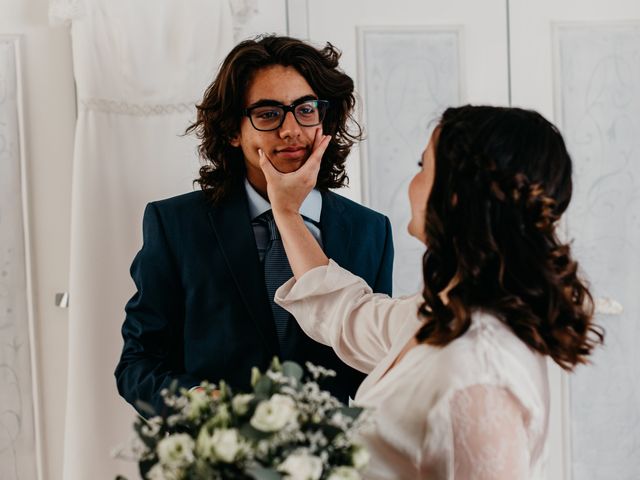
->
[[243, 99, 329, 131]]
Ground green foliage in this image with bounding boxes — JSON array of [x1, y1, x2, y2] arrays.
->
[[115, 359, 368, 480]]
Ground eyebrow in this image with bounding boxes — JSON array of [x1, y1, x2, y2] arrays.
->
[[246, 94, 318, 109]]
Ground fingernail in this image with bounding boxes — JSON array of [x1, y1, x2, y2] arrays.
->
[[258, 148, 263, 156]]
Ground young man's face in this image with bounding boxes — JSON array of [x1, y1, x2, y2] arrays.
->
[[231, 64, 323, 197]]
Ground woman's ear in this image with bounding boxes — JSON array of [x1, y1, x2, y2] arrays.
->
[[229, 135, 240, 147]]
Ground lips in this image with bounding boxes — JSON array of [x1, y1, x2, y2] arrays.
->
[[276, 146, 306, 153], [274, 146, 308, 160]]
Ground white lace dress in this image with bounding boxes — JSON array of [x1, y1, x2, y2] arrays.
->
[[275, 260, 549, 480]]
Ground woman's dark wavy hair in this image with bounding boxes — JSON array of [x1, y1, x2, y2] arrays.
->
[[186, 35, 362, 203], [416, 105, 603, 370]]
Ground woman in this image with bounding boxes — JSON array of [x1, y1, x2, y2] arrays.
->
[[259, 105, 603, 479]]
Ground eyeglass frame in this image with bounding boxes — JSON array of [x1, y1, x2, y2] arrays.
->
[[242, 98, 330, 132]]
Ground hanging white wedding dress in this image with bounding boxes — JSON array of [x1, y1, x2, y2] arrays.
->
[[49, 1, 234, 478]]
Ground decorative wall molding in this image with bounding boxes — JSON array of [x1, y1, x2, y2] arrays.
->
[[554, 22, 640, 480], [79, 98, 197, 116], [0, 35, 43, 480], [357, 26, 462, 295]]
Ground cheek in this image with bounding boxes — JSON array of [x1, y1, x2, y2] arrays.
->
[[237, 128, 267, 165], [300, 126, 321, 146], [409, 172, 428, 209]]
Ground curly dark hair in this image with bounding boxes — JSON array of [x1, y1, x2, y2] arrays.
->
[[416, 105, 603, 370], [185, 35, 362, 203]]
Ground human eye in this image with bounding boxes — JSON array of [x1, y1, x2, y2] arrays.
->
[[253, 108, 282, 120], [296, 102, 318, 117]]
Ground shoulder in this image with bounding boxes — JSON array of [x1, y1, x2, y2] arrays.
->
[[139, 190, 213, 231], [150, 190, 208, 211], [147, 190, 216, 218], [428, 311, 549, 422], [437, 312, 545, 381], [322, 191, 390, 228]]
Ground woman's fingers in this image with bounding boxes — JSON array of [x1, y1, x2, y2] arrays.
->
[[258, 148, 280, 179], [302, 134, 331, 176]]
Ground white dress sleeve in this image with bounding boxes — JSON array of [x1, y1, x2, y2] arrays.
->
[[449, 384, 530, 479], [275, 259, 420, 374]]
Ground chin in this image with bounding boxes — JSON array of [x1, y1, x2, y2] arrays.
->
[[408, 222, 427, 245], [274, 161, 304, 173]]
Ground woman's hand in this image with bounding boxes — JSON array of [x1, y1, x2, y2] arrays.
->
[[259, 129, 331, 216]]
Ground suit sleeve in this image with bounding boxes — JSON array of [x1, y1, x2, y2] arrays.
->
[[373, 216, 394, 296], [115, 203, 199, 417]]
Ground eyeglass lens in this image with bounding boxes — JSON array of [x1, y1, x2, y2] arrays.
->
[[249, 100, 326, 131]]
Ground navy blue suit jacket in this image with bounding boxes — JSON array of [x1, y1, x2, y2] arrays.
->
[[115, 184, 394, 416]]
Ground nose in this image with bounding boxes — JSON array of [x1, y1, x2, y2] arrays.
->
[[279, 111, 302, 139]]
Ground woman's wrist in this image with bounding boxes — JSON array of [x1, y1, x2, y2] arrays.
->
[[272, 205, 302, 221]]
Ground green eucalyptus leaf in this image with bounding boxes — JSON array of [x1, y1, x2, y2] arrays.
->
[[134, 400, 157, 419], [240, 422, 273, 442], [253, 376, 273, 396], [336, 406, 364, 420], [320, 423, 343, 442], [281, 362, 303, 383], [247, 466, 283, 480]]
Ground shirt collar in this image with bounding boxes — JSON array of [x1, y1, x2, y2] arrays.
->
[[244, 178, 322, 223]]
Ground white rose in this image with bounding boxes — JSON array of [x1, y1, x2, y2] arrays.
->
[[156, 433, 195, 469], [327, 466, 361, 480], [250, 394, 297, 432], [278, 450, 323, 480], [231, 394, 254, 416], [214, 428, 244, 463], [197, 426, 246, 463], [351, 445, 370, 470]]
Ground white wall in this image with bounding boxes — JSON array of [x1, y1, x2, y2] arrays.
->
[[0, 0, 75, 479]]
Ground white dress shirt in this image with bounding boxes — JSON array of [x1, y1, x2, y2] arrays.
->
[[244, 178, 323, 261]]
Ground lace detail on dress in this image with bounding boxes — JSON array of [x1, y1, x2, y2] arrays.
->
[[49, 0, 85, 26], [450, 384, 530, 479], [79, 98, 197, 116]]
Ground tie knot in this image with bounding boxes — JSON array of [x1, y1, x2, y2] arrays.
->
[[259, 210, 280, 241]]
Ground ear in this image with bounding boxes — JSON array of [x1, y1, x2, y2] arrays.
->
[[229, 135, 241, 148]]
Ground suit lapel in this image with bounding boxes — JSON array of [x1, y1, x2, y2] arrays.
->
[[207, 185, 279, 354], [320, 192, 352, 268]]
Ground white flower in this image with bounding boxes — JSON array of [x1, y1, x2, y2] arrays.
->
[[197, 427, 245, 463], [232, 393, 254, 416], [250, 394, 297, 432], [211, 403, 231, 427], [185, 389, 210, 421], [351, 444, 370, 470], [278, 450, 323, 480], [327, 466, 361, 480], [156, 434, 195, 470], [146, 463, 184, 480]]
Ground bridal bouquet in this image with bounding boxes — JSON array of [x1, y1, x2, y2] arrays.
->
[[115, 359, 369, 480]]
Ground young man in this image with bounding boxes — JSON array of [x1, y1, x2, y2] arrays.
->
[[115, 35, 394, 415]]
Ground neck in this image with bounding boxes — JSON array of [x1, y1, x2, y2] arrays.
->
[[246, 170, 269, 201]]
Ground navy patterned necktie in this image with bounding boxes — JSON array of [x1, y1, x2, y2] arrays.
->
[[260, 210, 294, 353]]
